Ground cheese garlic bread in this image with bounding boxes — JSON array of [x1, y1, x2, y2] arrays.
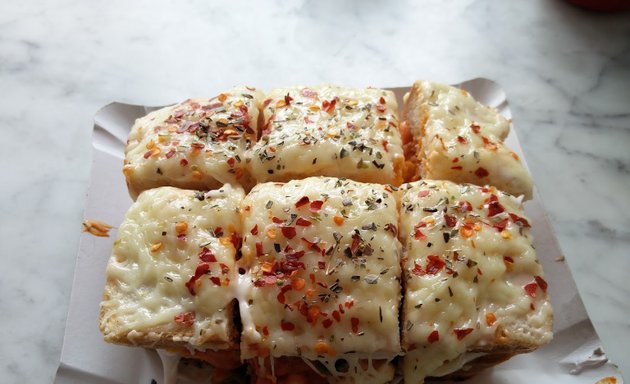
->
[[238, 177, 402, 383], [99, 185, 245, 370], [402, 81, 533, 199], [397, 180, 552, 383], [123, 87, 263, 199], [248, 86, 405, 186]]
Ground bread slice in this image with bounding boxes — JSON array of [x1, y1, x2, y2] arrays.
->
[[123, 87, 263, 199], [402, 81, 533, 199], [238, 177, 402, 383], [248, 85, 405, 186], [396, 180, 553, 383], [99, 185, 245, 352]]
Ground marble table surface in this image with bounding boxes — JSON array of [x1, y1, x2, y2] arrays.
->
[[1, 0, 629, 382]]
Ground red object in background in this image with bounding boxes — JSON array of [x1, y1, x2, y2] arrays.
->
[[566, 0, 630, 12]]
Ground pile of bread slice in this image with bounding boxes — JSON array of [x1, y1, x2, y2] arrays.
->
[[99, 81, 552, 384]]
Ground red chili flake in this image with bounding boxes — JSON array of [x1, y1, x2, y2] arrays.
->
[[251, 224, 258, 235], [322, 319, 333, 328], [230, 232, 242, 250], [347, 122, 356, 130], [255, 242, 264, 256], [309, 200, 324, 212], [504, 256, 514, 263], [203, 102, 223, 110], [143, 150, 153, 159], [227, 157, 236, 168], [376, 104, 386, 113], [191, 142, 205, 150], [454, 328, 474, 340], [477, 267, 483, 276], [382, 139, 389, 152], [219, 263, 229, 274], [262, 326, 269, 336], [458, 201, 473, 212], [482, 136, 498, 151], [530, 303, 536, 310], [427, 330, 439, 344], [426, 255, 445, 275], [177, 234, 186, 241], [272, 216, 284, 224], [174, 311, 195, 327], [350, 317, 360, 333], [318, 261, 326, 270], [457, 136, 467, 144], [332, 310, 341, 322], [165, 149, 176, 159], [280, 321, 295, 331], [452, 157, 460, 163], [198, 247, 216, 262], [300, 303, 313, 320], [493, 218, 509, 231], [418, 190, 430, 198], [414, 229, 426, 240], [444, 214, 457, 228], [379, 96, 386, 104], [412, 263, 425, 276], [295, 196, 310, 208], [301, 237, 321, 252], [180, 159, 188, 167], [509, 213, 531, 228], [451, 166, 463, 171], [262, 99, 272, 108], [214, 227, 223, 237], [281, 226, 297, 239], [301, 88, 318, 98], [524, 282, 538, 298], [350, 233, 361, 255], [284, 93, 294, 106], [277, 290, 287, 304], [285, 253, 304, 270], [210, 276, 221, 286], [296, 217, 312, 227], [322, 98, 337, 113], [475, 167, 489, 178], [487, 195, 505, 217], [470, 123, 481, 134], [186, 262, 210, 295], [535, 276, 548, 292], [254, 275, 277, 287]]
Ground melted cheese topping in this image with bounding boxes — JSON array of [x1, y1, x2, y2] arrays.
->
[[238, 177, 401, 382], [397, 180, 552, 383], [124, 87, 262, 198], [248, 86, 404, 185], [99, 185, 244, 349], [157, 349, 181, 384], [403, 81, 533, 200]]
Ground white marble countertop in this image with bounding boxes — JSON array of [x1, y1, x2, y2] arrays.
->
[[1, 0, 629, 382]]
